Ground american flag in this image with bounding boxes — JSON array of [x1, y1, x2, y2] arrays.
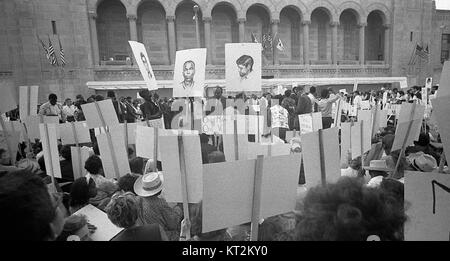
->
[[58, 35, 66, 67], [415, 44, 429, 61], [48, 36, 58, 66], [37, 34, 51, 64]]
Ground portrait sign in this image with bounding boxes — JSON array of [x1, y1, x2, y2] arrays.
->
[[225, 43, 262, 92], [129, 41, 158, 91], [173, 48, 206, 98]]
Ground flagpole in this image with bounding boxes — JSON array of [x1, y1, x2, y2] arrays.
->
[[193, 5, 201, 48]]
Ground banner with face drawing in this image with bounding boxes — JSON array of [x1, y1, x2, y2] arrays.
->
[[129, 41, 158, 91], [225, 43, 262, 92], [173, 48, 206, 98]]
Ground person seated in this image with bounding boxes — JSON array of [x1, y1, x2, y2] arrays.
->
[[406, 133, 440, 162], [0, 170, 67, 240], [106, 191, 168, 241], [133, 172, 183, 241], [294, 177, 406, 241], [58, 145, 75, 192], [69, 177, 97, 214]]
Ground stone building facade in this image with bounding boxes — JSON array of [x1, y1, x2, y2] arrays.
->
[[0, 0, 446, 102]]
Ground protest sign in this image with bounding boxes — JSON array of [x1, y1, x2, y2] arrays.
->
[[298, 112, 322, 135], [202, 154, 301, 234], [73, 204, 124, 241], [404, 171, 450, 241], [225, 43, 262, 92], [39, 123, 62, 179], [159, 132, 202, 203], [0, 120, 26, 142], [81, 100, 119, 129], [0, 130, 19, 164], [59, 121, 91, 145], [333, 99, 343, 128], [145, 117, 165, 129], [351, 121, 363, 159], [202, 115, 223, 135], [357, 110, 373, 153], [19, 86, 39, 121], [437, 61, 450, 98], [340, 122, 352, 166], [0, 80, 17, 114], [129, 41, 158, 91], [173, 48, 206, 98], [135, 125, 162, 160], [270, 105, 289, 129], [431, 96, 450, 167], [71, 146, 91, 180], [119, 121, 146, 146], [96, 125, 130, 179], [391, 103, 425, 152], [247, 143, 291, 160], [302, 127, 340, 187]]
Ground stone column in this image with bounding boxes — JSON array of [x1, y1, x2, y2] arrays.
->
[[384, 24, 390, 65], [271, 19, 280, 65], [358, 22, 367, 65], [302, 20, 311, 65], [167, 16, 176, 65], [331, 22, 339, 65], [128, 14, 138, 41], [238, 18, 246, 43], [204, 17, 212, 65], [88, 11, 100, 66]]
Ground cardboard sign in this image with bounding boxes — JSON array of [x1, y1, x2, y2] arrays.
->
[[159, 133, 202, 203], [0, 80, 17, 113], [59, 121, 91, 145], [96, 126, 131, 179], [351, 121, 363, 159], [421, 88, 428, 105], [0, 130, 20, 161], [431, 96, 450, 166], [360, 100, 371, 110], [437, 61, 450, 99], [404, 171, 450, 241], [223, 133, 248, 162], [298, 112, 322, 135], [247, 143, 291, 160], [135, 125, 161, 160], [425, 77, 433, 89], [73, 204, 124, 241], [225, 43, 262, 92], [128, 41, 158, 91], [19, 86, 39, 121], [71, 146, 91, 180], [39, 123, 62, 179], [391, 104, 425, 152], [302, 127, 340, 187], [81, 100, 119, 129], [372, 108, 388, 136], [202, 154, 301, 233], [340, 122, 352, 165], [0, 121, 26, 142], [270, 105, 289, 129], [119, 121, 146, 145], [357, 110, 373, 153], [349, 105, 357, 117], [285, 131, 300, 143], [145, 118, 165, 129], [334, 99, 343, 128], [202, 115, 224, 135], [173, 48, 207, 98]]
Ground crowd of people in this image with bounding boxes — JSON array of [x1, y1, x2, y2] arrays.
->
[[0, 82, 444, 241]]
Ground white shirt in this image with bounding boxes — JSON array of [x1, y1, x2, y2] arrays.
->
[[308, 93, 317, 112], [353, 95, 362, 109], [63, 105, 76, 117]]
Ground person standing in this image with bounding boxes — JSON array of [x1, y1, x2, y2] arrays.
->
[[62, 98, 76, 122], [294, 86, 312, 130], [139, 90, 162, 121], [317, 89, 341, 129], [124, 96, 139, 123], [39, 93, 66, 123], [107, 91, 124, 123]]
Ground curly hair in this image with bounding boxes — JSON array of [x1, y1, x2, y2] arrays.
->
[[84, 155, 103, 175], [105, 192, 139, 229], [295, 177, 406, 241]]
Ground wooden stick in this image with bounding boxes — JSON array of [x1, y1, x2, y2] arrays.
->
[[439, 152, 446, 173], [94, 102, 120, 179], [153, 127, 158, 164], [0, 115, 16, 165], [318, 129, 327, 187], [71, 121, 83, 179], [124, 120, 129, 152], [257, 111, 260, 143], [177, 133, 191, 240], [361, 120, 365, 169], [250, 155, 264, 241], [234, 111, 239, 161], [371, 105, 378, 138], [43, 123, 57, 192]]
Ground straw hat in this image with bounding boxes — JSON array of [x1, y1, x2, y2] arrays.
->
[[134, 172, 164, 197], [363, 160, 394, 172], [407, 152, 437, 172]]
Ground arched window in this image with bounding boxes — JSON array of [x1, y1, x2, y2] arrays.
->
[[279, 7, 302, 64], [97, 0, 130, 64], [211, 3, 238, 65], [175, 1, 204, 50], [137, 1, 170, 65], [311, 8, 331, 62], [366, 11, 385, 61], [339, 10, 359, 61], [246, 5, 271, 65]]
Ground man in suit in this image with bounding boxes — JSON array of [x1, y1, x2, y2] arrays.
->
[[294, 85, 312, 130]]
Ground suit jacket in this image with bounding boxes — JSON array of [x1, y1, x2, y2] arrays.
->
[[140, 100, 162, 121]]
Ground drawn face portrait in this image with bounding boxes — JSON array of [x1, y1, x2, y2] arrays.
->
[[183, 61, 195, 81], [140, 52, 153, 79], [236, 55, 254, 79]]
